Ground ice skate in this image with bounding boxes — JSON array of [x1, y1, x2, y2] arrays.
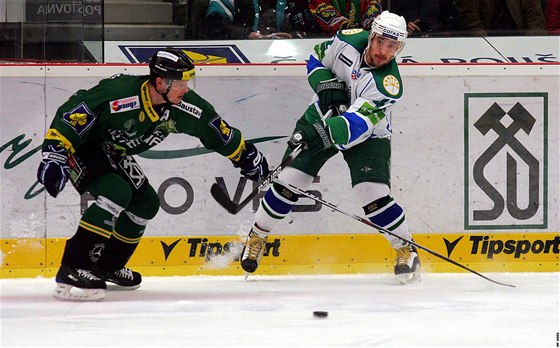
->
[[394, 244, 421, 284], [53, 265, 106, 301], [93, 265, 142, 290], [240, 227, 268, 274]]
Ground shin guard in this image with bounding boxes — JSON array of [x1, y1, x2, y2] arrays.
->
[[95, 211, 146, 272], [60, 226, 109, 269], [260, 182, 300, 220], [363, 196, 411, 249]]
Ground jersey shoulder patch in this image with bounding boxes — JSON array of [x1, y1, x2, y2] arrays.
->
[[208, 116, 234, 144], [371, 60, 403, 98], [61, 102, 97, 136]]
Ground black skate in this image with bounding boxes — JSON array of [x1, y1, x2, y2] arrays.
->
[[53, 265, 106, 301], [394, 244, 421, 284], [93, 265, 142, 290]]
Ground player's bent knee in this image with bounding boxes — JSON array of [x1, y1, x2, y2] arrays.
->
[[362, 195, 406, 231], [260, 182, 301, 219], [129, 184, 160, 221]]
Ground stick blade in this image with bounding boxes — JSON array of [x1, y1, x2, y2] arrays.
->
[[210, 183, 241, 214]]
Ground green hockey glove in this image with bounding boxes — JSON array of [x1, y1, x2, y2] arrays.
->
[[288, 120, 333, 154], [316, 78, 349, 115]]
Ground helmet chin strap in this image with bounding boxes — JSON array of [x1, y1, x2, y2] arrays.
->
[[362, 48, 376, 68], [155, 78, 173, 104]]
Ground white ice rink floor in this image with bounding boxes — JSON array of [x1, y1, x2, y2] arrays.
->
[[0, 272, 558, 347]]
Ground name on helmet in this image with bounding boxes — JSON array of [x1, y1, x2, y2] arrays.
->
[[382, 29, 399, 40]]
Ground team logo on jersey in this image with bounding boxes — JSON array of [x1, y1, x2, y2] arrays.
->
[[157, 119, 178, 133], [110, 96, 140, 114], [365, 3, 381, 17], [383, 75, 400, 96], [173, 100, 202, 118], [62, 102, 96, 136], [123, 119, 137, 137], [351, 70, 361, 80], [314, 4, 335, 17], [209, 116, 234, 144]]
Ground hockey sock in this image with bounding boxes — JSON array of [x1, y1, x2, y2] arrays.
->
[[80, 196, 126, 238], [60, 226, 109, 269], [95, 236, 139, 273], [362, 195, 412, 249], [256, 182, 300, 231], [95, 211, 146, 272]]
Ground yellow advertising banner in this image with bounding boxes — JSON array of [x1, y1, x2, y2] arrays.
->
[[1, 233, 558, 278]]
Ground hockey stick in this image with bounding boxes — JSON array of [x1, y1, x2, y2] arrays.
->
[[211, 109, 336, 214], [275, 179, 516, 288], [211, 143, 304, 214]]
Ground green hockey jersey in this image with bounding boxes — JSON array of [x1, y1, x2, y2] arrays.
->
[[43, 74, 246, 162]]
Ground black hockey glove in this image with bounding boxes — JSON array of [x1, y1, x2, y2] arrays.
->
[[37, 144, 70, 198], [233, 142, 270, 182], [316, 78, 349, 115], [288, 120, 333, 154]]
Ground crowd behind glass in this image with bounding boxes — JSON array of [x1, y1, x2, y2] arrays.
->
[[192, 0, 557, 39], [0, 0, 557, 62]]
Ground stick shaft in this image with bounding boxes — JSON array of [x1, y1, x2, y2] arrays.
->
[[276, 179, 515, 288], [211, 144, 303, 214]]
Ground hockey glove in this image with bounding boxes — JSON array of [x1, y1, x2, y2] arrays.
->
[[233, 142, 270, 182], [316, 78, 349, 115], [37, 144, 70, 198], [288, 120, 333, 154]]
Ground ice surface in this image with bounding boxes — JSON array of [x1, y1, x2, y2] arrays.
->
[[0, 273, 558, 347]]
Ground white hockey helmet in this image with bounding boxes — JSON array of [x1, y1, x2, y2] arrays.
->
[[369, 11, 407, 56]]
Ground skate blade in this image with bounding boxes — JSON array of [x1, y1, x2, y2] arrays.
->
[[106, 284, 141, 291], [52, 283, 105, 301], [244, 272, 250, 280], [396, 271, 421, 285]]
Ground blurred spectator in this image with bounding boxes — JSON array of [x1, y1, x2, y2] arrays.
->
[[285, 0, 323, 38], [245, 0, 294, 39], [201, 0, 319, 39], [309, 0, 382, 37], [455, 0, 547, 36], [201, 0, 251, 39], [384, 0, 462, 37], [545, 0, 560, 33]]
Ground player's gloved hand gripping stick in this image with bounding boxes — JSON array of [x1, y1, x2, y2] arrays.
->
[[211, 143, 303, 214], [211, 110, 334, 214]]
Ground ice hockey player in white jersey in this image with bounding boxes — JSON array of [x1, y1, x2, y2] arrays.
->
[[240, 10, 421, 284]]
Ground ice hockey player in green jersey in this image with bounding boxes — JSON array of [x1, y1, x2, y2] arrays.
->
[[240, 11, 421, 284], [37, 48, 269, 301]]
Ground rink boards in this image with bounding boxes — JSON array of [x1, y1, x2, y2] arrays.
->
[[1, 63, 559, 278], [1, 232, 558, 278]]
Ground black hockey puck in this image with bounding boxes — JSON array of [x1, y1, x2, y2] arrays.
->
[[313, 311, 328, 318]]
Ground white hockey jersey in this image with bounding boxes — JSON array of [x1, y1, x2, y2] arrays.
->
[[306, 28, 403, 150]]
